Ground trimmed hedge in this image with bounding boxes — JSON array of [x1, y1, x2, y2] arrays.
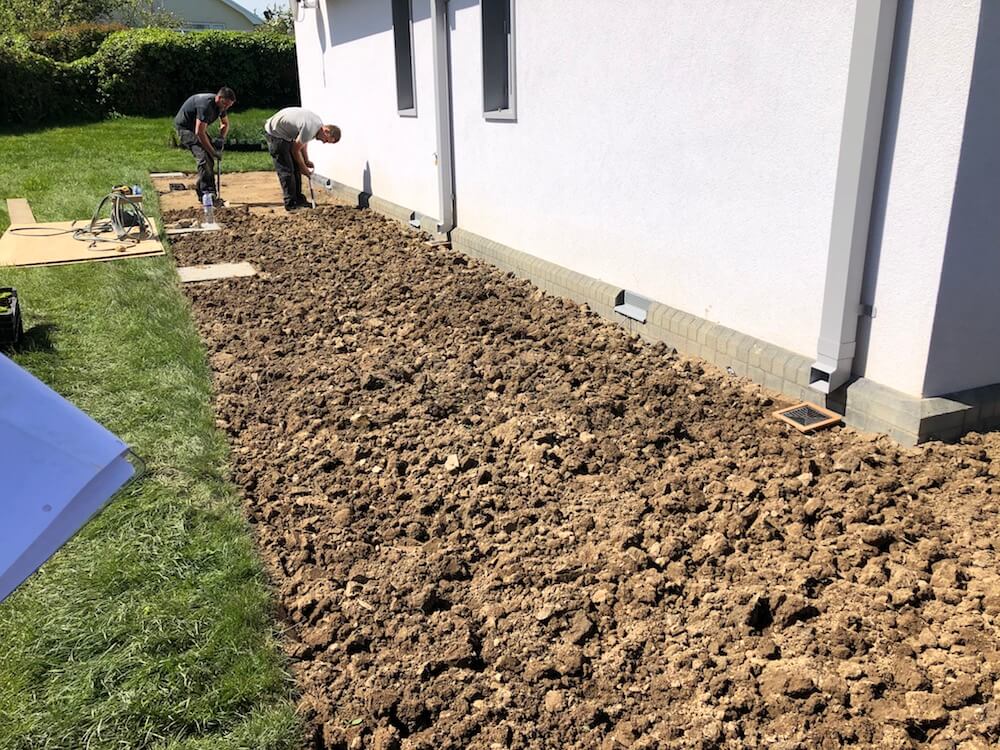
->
[[0, 46, 102, 126], [95, 29, 298, 116], [27, 23, 126, 62], [0, 28, 297, 128]]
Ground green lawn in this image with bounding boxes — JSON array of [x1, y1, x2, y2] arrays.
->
[[0, 112, 302, 749]]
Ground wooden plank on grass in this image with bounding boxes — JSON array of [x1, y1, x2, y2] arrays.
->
[[6, 199, 35, 225]]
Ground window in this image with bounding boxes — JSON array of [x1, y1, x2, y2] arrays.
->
[[481, 0, 516, 120], [392, 0, 417, 116]]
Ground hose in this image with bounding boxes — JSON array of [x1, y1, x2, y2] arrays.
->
[[8, 193, 152, 249], [74, 192, 151, 247]]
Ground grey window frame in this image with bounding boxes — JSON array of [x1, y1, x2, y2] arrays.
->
[[481, 0, 516, 121], [392, 0, 418, 117]]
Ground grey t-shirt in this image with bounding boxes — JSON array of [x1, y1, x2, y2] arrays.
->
[[264, 107, 324, 143], [174, 94, 221, 132]]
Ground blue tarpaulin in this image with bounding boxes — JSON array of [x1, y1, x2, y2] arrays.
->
[[0, 353, 134, 604]]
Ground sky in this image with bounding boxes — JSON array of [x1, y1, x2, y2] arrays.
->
[[237, 0, 281, 17]]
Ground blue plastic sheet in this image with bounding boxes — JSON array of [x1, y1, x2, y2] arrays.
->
[[0, 354, 134, 604]]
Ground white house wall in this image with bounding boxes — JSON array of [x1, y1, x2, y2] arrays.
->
[[861, 0, 999, 397], [294, 0, 441, 222], [292, 0, 1000, 403], [447, 0, 857, 359]]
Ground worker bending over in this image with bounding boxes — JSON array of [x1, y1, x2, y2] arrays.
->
[[263, 107, 341, 211], [174, 87, 236, 202]]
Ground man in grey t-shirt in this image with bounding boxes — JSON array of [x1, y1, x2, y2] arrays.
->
[[263, 107, 341, 211], [174, 87, 236, 201]]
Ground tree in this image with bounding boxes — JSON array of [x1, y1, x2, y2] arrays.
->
[[112, 1, 180, 29], [0, 0, 177, 35], [259, 4, 294, 36]]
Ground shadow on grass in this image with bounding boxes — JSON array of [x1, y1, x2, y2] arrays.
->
[[7, 323, 59, 354]]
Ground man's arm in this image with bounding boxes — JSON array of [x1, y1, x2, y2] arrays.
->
[[292, 140, 312, 175], [194, 119, 218, 159], [219, 113, 229, 142]]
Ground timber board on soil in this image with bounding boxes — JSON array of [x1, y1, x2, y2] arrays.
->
[[168, 204, 1000, 750]]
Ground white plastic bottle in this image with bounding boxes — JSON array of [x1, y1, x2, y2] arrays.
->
[[202, 193, 216, 227]]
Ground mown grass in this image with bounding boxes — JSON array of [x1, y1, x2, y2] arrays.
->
[[0, 112, 302, 749]]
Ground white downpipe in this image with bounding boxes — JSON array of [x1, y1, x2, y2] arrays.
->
[[430, 0, 456, 234], [810, 0, 898, 395]]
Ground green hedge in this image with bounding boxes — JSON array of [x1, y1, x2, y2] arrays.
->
[[94, 29, 298, 116], [0, 28, 297, 128], [27, 23, 126, 62], [0, 46, 102, 126]]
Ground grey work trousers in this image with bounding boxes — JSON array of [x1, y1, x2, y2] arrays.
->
[[176, 127, 218, 199], [266, 134, 307, 209]]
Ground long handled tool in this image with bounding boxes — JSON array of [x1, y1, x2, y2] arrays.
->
[[215, 142, 225, 206], [308, 174, 317, 209], [215, 158, 221, 204]]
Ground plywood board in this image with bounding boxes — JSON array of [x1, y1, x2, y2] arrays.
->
[[177, 262, 257, 283], [6, 199, 35, 225], [151, 171, 348, 212], [0, 219, 163, 268]]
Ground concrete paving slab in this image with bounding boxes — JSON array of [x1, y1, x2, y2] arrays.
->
[[177, 262, 257, 283]]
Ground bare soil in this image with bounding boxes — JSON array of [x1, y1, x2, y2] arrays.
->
[[169, 205, 1000, 750]]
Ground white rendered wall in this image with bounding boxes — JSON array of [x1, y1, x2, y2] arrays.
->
[[293, 0, 441, 221], [447, 0, 857, 358], [860, 1, 983, 397]]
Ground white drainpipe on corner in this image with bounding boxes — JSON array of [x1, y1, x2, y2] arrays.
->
[[810, 0, 898, 395], [430, 0, 456, 234]]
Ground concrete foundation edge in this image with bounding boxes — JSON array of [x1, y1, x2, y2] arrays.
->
[[311, 182, 1000, 446]]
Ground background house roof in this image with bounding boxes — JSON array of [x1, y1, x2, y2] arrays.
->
[[218, 0, 263, 25]]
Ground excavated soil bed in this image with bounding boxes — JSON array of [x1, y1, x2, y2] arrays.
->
[[169, 205, 1000, 750]]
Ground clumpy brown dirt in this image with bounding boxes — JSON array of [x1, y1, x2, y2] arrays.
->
[[169, 205, 1000, 750]]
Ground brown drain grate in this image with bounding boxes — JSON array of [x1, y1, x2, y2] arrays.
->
[[773, 402, 842, 433]]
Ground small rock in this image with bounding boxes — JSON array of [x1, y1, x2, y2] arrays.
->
[[726, 476, 759, 498], [444, 454, 461, 473], [535, 604, 556, 621], [372, 727, 401, 750], [700, 532, 733, 559], [860, 525, 894, 551], [544, 690, 565, 712], [785, 674, 818, 699], [564, 612, 595, 644], [757, 638, 781, 660], [904, 691, 948, 726], [776, 595, 821, 628], [553, 644, 584, 676], [942, 677, 980, 709], [759, 665, 816, 702]]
